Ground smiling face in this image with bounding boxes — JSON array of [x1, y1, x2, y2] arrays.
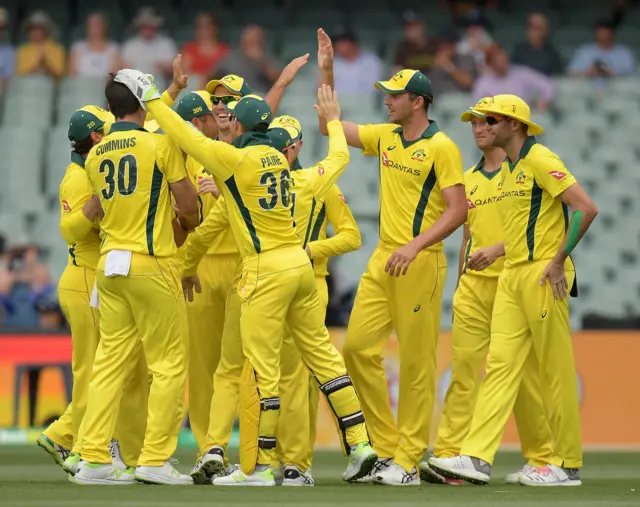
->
[[471, 116, 494, 150], [212, 84, 242, 130]]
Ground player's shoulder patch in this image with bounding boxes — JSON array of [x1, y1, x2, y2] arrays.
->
[[62, 200, 71, 212]]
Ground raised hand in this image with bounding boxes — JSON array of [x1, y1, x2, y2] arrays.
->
[[172, 54, 188, 90], [277, 54, 310, 87], [317, 28, 334, 71], [313, 84, 341, 122]]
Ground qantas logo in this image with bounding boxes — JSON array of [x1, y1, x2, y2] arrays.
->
[[549, 170, 566, 181], [62, 200, 71, 212], [338, 193, 346, 204], [317, 163, 325, 176], [381, 152, 421, 176], [467, 199, 476, 209]]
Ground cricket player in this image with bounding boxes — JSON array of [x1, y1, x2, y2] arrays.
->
[[319, 29, 467, 484], [73, 72, 198, 486], [428, 94, 598, 487], [419, 98, 554, 486], [126, 71, 376, 486], [38, 62, 187, 475], [182, 55, 309, 451]]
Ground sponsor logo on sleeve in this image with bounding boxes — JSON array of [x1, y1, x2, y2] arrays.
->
[[62, 200, 71, 212], [549, 170, 567, 181]]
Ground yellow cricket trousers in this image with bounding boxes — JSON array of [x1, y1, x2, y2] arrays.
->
[[78, 254, 188, 466], [187, 253, 240, 450], [343, 245, 446, 472], [46, 265, 149, 466], [240, 247, 368, 466], [277, 276, 328, 471], [434, 273, 554, 467], [461, 260, 582, 468]]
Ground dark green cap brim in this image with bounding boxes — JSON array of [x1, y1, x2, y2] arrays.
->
[[176, 93, 213, 121], [68, 110, 105, 141]]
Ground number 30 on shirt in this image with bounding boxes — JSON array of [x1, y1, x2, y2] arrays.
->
[[99, 154, 138, 200]]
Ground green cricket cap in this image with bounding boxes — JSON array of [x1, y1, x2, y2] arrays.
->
[[226, 94, 272, 131], [68, 109, 105, 141], [176, 91, 213, 121], [267, 125, 301, 153], [375, 69, 433, 99]]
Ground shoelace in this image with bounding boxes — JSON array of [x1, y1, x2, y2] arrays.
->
[[55, 444, 70, 460]]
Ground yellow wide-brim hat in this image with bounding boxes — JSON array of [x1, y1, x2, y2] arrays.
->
[[472, 94, 544, 135]]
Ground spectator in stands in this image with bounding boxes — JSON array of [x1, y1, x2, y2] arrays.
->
[[331, 29, 382, 95], [393, 10, 436, 75], [0, 8, 14, 86], [215, 25, 280, 95], [16, 11, 65, 79], [428, 29, 477, 95], [568, 20, 636, 78], [122, 7, 177, 82], [182, 13, 229, 90], [512, 13, 563, 76], [473, 43, 555, 112], [69, 12, 121, 78], [0, 245, 55, 331], [457, 11, 492, 69]]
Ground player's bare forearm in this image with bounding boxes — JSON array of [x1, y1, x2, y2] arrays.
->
[[172, 218, 188, 247], [264, 81, 286, 116], [552, 183, 599, 263], [318, 68, 335, 136], [413, 185, 467, 251]]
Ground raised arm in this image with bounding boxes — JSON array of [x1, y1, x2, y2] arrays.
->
[[306, 185, 361, 259], [264, 54, 310, 115], [147, 99, 238, 181]]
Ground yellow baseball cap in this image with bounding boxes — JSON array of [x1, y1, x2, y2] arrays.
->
[[472, 94, 544, 135], [460, 97, 493, 122], [270, 115, 302, 137], [375, 69, 433, 99], [206, 74, 252, 96]]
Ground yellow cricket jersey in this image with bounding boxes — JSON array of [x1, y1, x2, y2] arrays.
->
[[59, 152, 101, 270], [148, 99, 349, 261], [185, 155, 238, 256], [289, 122, 350, 246], [307, 184, 361, 278], [359, 121, 464, 250], [85, 121, 188, 258], [496, 137, 577, 267], [462, 158, 505, 278]]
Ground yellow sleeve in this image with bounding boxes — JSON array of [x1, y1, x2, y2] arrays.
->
[[304, 120, 349, 200], [532, 153, 577, 198], [308, 185, 361, 260], [144, 90, 176, 122], [358, 123, 395, 156], [148, 99, 238, 181], [434, 136, 465, 189], [59, 169, 97, 245], [158, 135, 189, 184], [183, 197, 231, 276]]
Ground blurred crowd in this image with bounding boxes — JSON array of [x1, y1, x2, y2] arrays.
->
[[0, 2, 637, 103]]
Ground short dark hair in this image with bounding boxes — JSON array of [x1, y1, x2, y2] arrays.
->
[[252, 123, 269, 133], [105, 73, 142, 119], [73, 136, 94, 155], [409, 92, 432, 112]]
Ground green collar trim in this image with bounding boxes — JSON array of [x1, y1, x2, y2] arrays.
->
[[473, 155, 501, 180], [392, 119, 440, 138], [108, 121, 147, 134], [507, 136, 537, 172], [231, 131, 271, 149], [71, 151, 85, 168]]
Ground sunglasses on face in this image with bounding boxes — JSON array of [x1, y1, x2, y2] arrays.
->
[[211, 95, 237, 105], [485, 115, 507, 126]]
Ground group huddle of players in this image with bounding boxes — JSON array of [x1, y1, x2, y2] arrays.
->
[[36, 28, 598, 488]]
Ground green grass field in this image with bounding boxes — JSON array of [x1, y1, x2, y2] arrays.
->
[[1, 446, 639, 506]]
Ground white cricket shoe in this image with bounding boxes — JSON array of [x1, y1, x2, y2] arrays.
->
[[135, 462, 194, 485], [213, 465, 276, 486], [428, 455, 491, 485], [74, 462, 135, 485], [109, 439, 126, 470], [352, 457, 392, 483], [419, 460, 464, 485], [519, 464, 582, 487], [343, 443, 378, 482], [191, 446, 225, 484], [37, 434, 70, 469], [376, 463, 420, 486], [505, 464, 538, 484], [62, 453, 82, 476], [210, 464, 238, 483], [282, 465, 314, 486]]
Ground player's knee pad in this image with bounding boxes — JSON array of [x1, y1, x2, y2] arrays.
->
[[318, 375, 366, 455], [239, 360, 280, 474]]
